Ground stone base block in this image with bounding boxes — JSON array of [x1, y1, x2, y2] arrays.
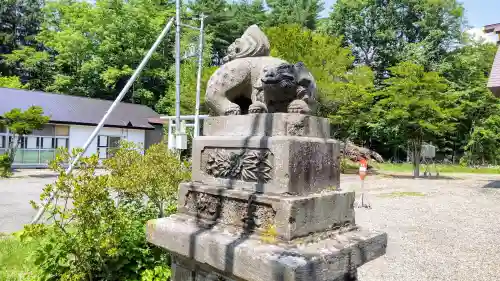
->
[[202, 113, 331, 138], [177, 182, 355, 241], [191, 135, 340, 195], [170, 255, 359, 281], [147, 214, 387, 281]]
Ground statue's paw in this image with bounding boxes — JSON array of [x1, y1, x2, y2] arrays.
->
[[224, 104, 241, 115], [287, 100, 311, 114], [248, 102, 268, 114]]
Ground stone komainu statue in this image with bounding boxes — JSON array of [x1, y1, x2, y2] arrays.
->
[[205, 25, 317, 116]]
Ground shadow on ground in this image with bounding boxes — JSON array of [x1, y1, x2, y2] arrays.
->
[[482, 181, 500, 189], [28, 174, 57, 179], [378, 173, 459, 180]]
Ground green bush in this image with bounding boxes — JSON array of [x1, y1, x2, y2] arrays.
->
[[22, 142, 190, 280], [0, 153, 12, 178], [340, 158, 359, 174]]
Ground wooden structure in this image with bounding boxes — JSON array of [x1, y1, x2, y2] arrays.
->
[[485, 23, 500, 97]]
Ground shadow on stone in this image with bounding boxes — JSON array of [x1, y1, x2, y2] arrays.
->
[[223, 113, 273, 275]]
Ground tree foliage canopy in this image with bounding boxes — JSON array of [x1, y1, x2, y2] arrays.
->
[[327, 0, 466, 78]]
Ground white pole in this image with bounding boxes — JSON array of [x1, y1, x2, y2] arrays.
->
[[30, 17, 175, 224], [194, 13, 205, 138], [174, 0, 181, 140]]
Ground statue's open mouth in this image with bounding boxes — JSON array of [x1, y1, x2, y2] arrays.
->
[[261, 73, 295, 85]]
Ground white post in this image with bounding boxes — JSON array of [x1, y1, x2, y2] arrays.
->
[[194, 14, 205, 138], [167, 119, 175, 150], [31, 17, 175, 224], [174, 0, 182, 147]]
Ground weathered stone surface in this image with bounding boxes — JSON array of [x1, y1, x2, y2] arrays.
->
[[147, 214, 387, 281], [202, 113, 330, 138], [205, 25, 317, 116], [192, 135, 340, 195], [177, 182, 355, 241], [171, 255, 239, 281]]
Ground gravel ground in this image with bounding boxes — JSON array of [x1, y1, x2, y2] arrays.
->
[[340, 173, 500, 281], [0, 169, 106, 233], [0, 170, 58, 233], [2, 170, 500, 280]]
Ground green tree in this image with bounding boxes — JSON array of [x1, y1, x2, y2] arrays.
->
[[0, 0, 44, 77], [266, 24, 375, 145], [0, 76, 25, 89], [156, 25, 217, 115], [7, 0, 176, 105], [369, 62, 454, 177], [266, 0, 324, 30], [3, 46, 54, 89], [189, 0, 267, 64], [0, 106, 49, 177], [327, 0, 465, 79], [438, 41, 500, 164], [226, 0, 267, 43], [462, 115, 500, 166], [188, 0, 232, 63]]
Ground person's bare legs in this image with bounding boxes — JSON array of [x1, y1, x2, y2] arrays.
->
[[354, 180, 371, 209]]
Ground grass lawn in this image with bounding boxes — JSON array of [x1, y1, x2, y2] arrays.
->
[[0, 233, 38, 280], [373, 162, 500, 174]]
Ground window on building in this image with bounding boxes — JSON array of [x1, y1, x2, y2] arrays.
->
[[26, 136, 37, 149], [55, 125, 69, 136], [56, 138, 68, 148], [2, 123, 70, 165], [9, 136, 27, 149], [97, 136, 121, 159], [0, 124, 5, 150]]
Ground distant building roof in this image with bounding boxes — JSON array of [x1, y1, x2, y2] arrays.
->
[[485, 23, 500, 97], [484, 23, 500, 34], [488, 48, 500, 97], [0, 88, 160, 129]]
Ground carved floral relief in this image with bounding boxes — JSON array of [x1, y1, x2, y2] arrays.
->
[[204, 149, 273, 182]]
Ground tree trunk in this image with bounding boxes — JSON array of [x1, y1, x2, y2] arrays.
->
[[412, 139, 421, 178], [158, 201, 164, 218]]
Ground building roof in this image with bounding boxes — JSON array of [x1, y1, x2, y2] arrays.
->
[[488, 47, 500, 97], [485, 23, 500, 34], [0, 88, 160, 129], [484, 23, 500, 45], [485, 23, 500, 96]]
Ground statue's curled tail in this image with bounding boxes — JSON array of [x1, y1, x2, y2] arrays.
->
[[222, 25, 270, 63]]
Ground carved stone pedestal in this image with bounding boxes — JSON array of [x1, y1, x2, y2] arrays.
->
[[146, 114, 387, 281]]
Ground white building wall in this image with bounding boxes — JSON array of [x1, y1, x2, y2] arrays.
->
[[69, 125, 146, 157]]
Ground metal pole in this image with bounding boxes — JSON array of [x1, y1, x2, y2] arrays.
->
[[30, 17, 175, 225], [194, 13, 205, 138], [174, 0, 182, 141]]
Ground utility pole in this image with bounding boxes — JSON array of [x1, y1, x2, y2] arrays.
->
[[194, 13, 206, 138]]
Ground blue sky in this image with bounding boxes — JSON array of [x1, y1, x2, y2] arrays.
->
[[320, 0, 500, 28]]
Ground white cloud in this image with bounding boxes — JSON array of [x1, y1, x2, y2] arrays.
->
[[466, 27, 498, 44]]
